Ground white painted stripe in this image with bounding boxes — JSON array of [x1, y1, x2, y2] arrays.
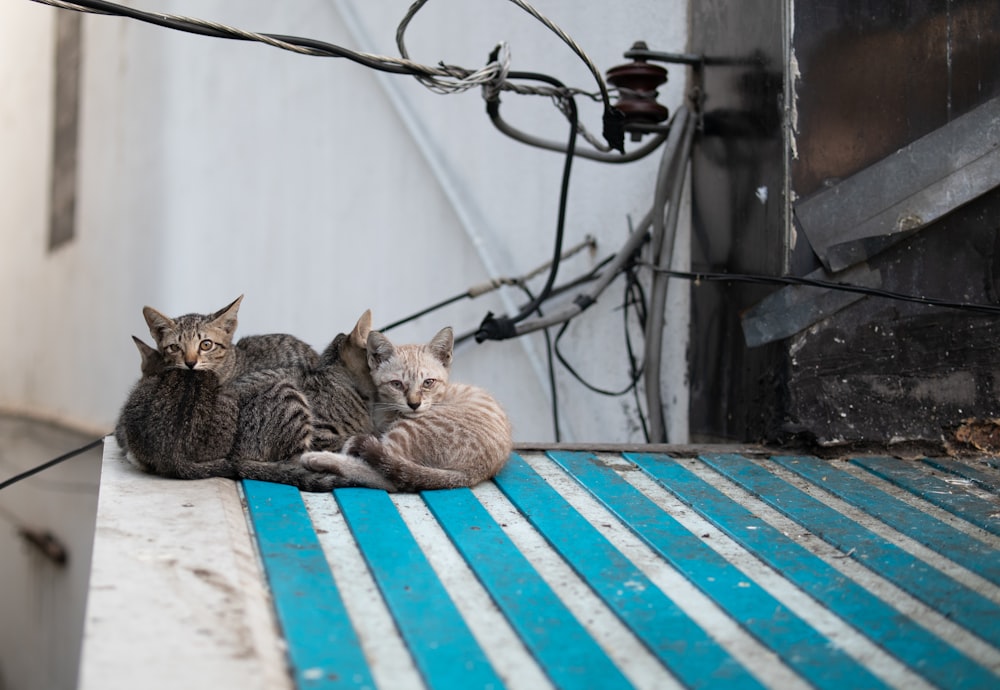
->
[[835, 458, 1000, 548], [757, 458, 1000, 604], [679, 457, 1000, 682], [471, 475, 679, 690], [524, 452, 806, 690], [392, 492, 554, 690], [302, 492, 425, 690], [620, 457, 935, 690]]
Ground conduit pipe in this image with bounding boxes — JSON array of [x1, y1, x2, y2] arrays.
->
[[644, 106, 694, 443]]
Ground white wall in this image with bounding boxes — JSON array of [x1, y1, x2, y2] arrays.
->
[[1, 0, 689, 443], [0, 3, 688, 688]]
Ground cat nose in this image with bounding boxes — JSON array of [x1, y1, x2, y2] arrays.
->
[[185, 359, 197, 369], [407, 399, 421, 410]]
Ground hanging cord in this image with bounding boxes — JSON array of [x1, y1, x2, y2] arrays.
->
[[486, 96, 668, 163], [378, 235, 596, 333], [513, 284, 562, 442], [552, 258, 650, 390], [397, 0, 622, 150], [641, 267, 1000, 317], [33, 0, 623, 152], [499, 108, 689, 340], [0, 437, 104, 491], [475, 71, 579, 342], [453, 252, 616, 345]]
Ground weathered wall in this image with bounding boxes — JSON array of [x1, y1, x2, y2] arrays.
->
[[0, 4, 688, 688], [1, 0, 689, 444]]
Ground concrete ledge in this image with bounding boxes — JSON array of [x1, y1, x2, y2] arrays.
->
[[78, 439, 291, 690]]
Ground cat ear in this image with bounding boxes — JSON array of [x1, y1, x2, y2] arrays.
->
[[366, 331, 394, 369], [131, 335, 162, 375], [142, 306, 175, 342], [131, 335, 157, 358], [428, 327, 454, 368], [209, 295, 243, 335], [350, 310, 372, 349]]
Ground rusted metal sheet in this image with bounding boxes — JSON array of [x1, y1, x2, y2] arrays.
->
[[689, 0, 1000, 445]]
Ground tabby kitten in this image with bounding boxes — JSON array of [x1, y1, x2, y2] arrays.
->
[[115, 337, 241, 479], [142, 295, 318, 382], [301, 325, 513, 491], [299, 310, 377, 451], [116, 311, 376, 492]]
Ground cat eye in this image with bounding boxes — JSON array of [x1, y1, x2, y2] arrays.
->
[[389, 380, 405, 390], [164, 344, 180, 354], [199, 339, 214, 352], [422, 379, 436, 389]]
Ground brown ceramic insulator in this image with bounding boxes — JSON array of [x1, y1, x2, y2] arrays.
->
[[606, 49, 670, 124]]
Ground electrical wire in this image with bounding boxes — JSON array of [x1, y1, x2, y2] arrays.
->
[[31, 0, 624, 150], [487, 97, 669, 163], [395, 0, 607, 103], [642, 267, 1000, 317], [0, 437, 104, 491], [624, 271, 651, 442], [546, 252, 650, 441], [475, 70, 580, 342], [513, 284, 562, 442], [552, 271, 646, 397], [378, 235, 596, 334]]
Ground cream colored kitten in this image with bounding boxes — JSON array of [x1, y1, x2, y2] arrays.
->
[[301, 325, 513, 491]]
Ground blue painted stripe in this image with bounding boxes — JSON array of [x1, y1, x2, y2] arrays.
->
[[771, 455, 1000, 587], [549, 451, 889, 690], [494, 453, 765, 690], [421, 488, 634, 690], [919, 456, 1000, 494], [852, 456, 1000, 537], [335, 488, 503, 690], [698, 454, 1000, 649], [242, 480, 374, 690], [626, 453, 999, 690]]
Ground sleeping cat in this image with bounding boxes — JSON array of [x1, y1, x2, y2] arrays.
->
[[141, 295, 318, 382], [300, 325, 513, 491], [116, 308, 376, 492]]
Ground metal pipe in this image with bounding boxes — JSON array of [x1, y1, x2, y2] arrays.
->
[[644, 106, 694, 443]]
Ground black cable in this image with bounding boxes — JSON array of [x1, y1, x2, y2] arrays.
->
[[542, 323, 560, 443], [622, 266, 650, 442], [34, 0, 425, 75], [0, 437, 104, 492], [38, 0, 628, 155], [551, 264, 647, 399], [379, 292, 471, 333], [515, 284, 561, 442], [476, 71, 578, 342], [644, 266, 1000, 316]]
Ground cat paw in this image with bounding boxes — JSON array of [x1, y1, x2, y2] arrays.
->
[[340, 433, 375, 455], [300, 451, 345, 473]]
